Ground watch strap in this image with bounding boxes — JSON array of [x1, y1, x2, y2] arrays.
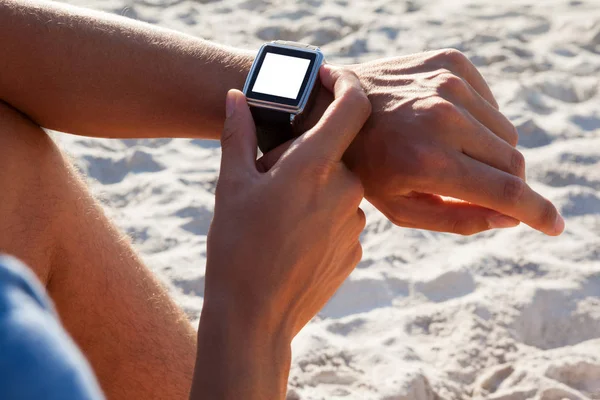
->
[[250, 107, 295, 154]]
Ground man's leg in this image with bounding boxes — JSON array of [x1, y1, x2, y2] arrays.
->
[[0, 101, 197, 400], [0, 255, 104, 400]]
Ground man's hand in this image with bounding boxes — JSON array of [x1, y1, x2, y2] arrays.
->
[[190, 66, 370, 400], [1, 1, 563, 236], [262, 50, 564, 236], [344, 50, 565, 236]]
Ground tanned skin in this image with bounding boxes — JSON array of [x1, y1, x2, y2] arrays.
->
[[191, 67, 370, 398], [0, 0, 564, 236], [0, 100, 197, 400], [0, 1, 565, 399]]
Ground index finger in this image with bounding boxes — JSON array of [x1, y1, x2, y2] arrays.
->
[[294, 65, 371, 162], [436, 154, 565, 236]]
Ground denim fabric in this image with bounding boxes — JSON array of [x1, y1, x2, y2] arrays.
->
[[0, 255, 104, 400]]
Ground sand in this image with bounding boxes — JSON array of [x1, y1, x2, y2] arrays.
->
[[52, 0, 600, 398]]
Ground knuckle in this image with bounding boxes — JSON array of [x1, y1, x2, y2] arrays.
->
[[439, 48, 470, 68], [220, 125, 237, 149], [449, 218, 482, 236], [308, 157, 336, 185], [341, 86, 369, 109], [348, 176, 365, 205], [428, 48, 473, 79], [340, 88, 360, 104], [502, 176, 527, 205], [351, 243, 363, 266], [337, 67, 361, 83], [449, 218, 464, 235], [428, 99, 461, 122], [510, 150, 526, 177], [537, 199, 558, 230], [507, 124, 520, 147], [437, 73, 468, 95], [356, 209, 367, 231], [388, 213, 410, 228], [337, 72, 371, 117]]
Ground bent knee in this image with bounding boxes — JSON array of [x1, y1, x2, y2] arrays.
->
[[0, 101, 59, 163], [0, 101, 63, 208], [0, 101, 67, 192], [0, 102, 65, 284]]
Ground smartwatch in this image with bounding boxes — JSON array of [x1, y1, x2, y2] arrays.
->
[[243, 40, 325, 153]]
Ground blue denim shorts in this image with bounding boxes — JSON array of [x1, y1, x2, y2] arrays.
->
[[0, 255, 104, 400]]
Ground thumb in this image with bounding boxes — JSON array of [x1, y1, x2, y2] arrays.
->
[[220, 89, 258, 180]]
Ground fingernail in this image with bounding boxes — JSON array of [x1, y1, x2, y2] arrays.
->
[[553, 213, 565, 235], [488, 214, 520, 229], [226, 91, 236, 118]]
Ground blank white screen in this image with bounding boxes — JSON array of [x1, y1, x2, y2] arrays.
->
[[252, 53, 311, 100]]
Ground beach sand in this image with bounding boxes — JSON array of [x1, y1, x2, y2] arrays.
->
[[54, 0, 600, 398]]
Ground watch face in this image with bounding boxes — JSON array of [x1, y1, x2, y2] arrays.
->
[[245, 44, 319, 109]]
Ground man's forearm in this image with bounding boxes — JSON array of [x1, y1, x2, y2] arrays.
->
[[190, 300, 292, 400], [0, 0, 253, 139]]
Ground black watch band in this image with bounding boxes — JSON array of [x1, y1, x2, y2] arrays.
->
[[250, 107, 295, 154], [245, 40, 320, 153]]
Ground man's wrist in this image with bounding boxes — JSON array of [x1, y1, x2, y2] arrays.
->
[[192, 43, 255, 140], [224, 47, 256, 91], [234, 52, 365, 172], [199, 295, 293, 352], [190, 297, 292, 399]]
